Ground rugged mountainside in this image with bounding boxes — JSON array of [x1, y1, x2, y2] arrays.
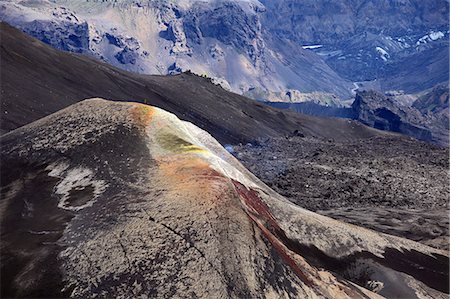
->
[[0, 22, 384, 144], [260, 0, 448, 45], [260, 0, 449, 93], [351, 90, 449, 145], [2, 0, 447, 99], [412, 85, 449, 118], [1, 98, 448, 298], [0, 0, 353, 99]]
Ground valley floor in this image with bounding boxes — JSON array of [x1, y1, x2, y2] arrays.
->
[[234, 135, 449, 251]]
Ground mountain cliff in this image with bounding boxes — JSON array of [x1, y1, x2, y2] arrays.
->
[[2, 0, 447, 99], [351, 89, 449, 145], [260, 0, 449, 93], [0, 0, 353, 99]]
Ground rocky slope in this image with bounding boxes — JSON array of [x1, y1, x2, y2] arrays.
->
[[1, 98, 448, 298], [413, 83, 449, 132], [260, 0, 448, 45], [0, 22, 384, 145], [262, 87, 449, 146], [0, 0, 353, 99], [263, 101, 355, 119]]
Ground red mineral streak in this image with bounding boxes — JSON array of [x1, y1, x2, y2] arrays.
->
[[231, 180, 315, 287], [231, 181, 369, 298], [157, 156, 233, 205], [232, 181, 279, 229]]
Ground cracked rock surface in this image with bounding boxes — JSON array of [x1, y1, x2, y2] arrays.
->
[[1, 99, 448, 298]]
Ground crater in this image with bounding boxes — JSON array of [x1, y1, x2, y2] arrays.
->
[[47, 164, 108, 211], [67, 184, 95, 208]]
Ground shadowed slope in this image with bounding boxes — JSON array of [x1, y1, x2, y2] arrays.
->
[[1, 99, 447, 298], [0, 22, 386, 144]]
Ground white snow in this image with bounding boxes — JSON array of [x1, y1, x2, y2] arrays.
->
[[302, 45, 323, 50], [416, 31, 445, 45], [351, 82, 359, 94], [375, 46, 389, 61], [429, 31, 444, 41]]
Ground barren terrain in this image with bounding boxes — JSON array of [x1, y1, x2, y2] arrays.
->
[[234, 135, 449, 250]]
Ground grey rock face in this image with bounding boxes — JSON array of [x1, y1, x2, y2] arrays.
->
[[413, 84, 449, 119], [351, 90, 448, 145], [24, 16, 90, 54], [184, 2, 265, 66], [260, 0, 448, 45]]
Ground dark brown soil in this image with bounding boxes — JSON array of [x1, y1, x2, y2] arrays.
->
[[234, 135, 450, 250]]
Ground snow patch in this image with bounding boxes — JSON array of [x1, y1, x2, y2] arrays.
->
[[429, 31, 444, 41], [375, 46, 389, 61], [416, 31, 445, 45], [302, 45, 323, 50]]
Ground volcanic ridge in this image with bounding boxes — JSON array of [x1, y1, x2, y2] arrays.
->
[[1, 99, 448, 298]]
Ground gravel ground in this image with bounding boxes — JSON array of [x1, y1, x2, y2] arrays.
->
[[234, 135, 449, 250]]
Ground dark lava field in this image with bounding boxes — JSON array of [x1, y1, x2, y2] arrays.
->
[[234, 135, 449, 250]]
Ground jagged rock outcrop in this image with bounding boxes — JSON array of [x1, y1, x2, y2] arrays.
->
[[1, 99, 448, 298], [351, 90, 448, 145], [413, 84, 449, 115]]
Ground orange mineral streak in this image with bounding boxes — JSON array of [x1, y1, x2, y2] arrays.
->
[[130, 104, 155, 128], [156, 155, 229, 201]]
